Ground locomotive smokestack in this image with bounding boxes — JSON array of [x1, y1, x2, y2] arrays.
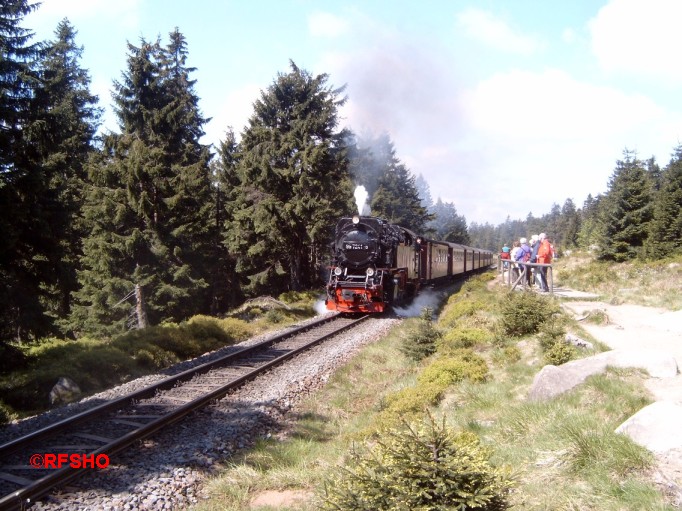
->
[[354, 185, 370, 215]]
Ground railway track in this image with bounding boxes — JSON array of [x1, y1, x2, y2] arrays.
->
[[0, 313, 368, 510]]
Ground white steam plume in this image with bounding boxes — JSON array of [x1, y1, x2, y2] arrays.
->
[[392, 288, 449, 318], [354, 185, 370, 215]]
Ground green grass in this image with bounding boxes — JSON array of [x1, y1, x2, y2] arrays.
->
[[555, 251, 682, 310], [195, 271, 676, 510]]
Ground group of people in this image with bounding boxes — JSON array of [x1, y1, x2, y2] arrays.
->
[[499, 233, 554, 292]]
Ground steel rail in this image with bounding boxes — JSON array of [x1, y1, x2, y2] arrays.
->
[[0, 313, 339, 460], [0, 313, 368, 510]]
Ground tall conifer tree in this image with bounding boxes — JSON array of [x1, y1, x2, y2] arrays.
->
[[598, 150, 652, 261], [226, 61, 354, 294], [646, 145, 682, 258], [368, 137, 432, 233], [29, 19, 101, 325], [0, 0, 52, 341], [427, 198, 469, 244], [72, 31, 213, 336]]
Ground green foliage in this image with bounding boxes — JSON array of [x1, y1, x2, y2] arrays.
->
[[113, 316, 245, 361], [382, 383, 444, 418], [225, 60, 354, 295], [543, 341, 575, 366], [70, 29, 214, 336], [418, 352, 489, 387], [380, 350, 488, 425], [0, 315, 253, 414], [598, 150, 652, 262], [427, 198, 470, 244], [265, 309, 286, 323], [492, 345, 522, 365], [0, 339, 136, 411], [645, 145, 682, 259], [353, 133, 433, 233], [438, 298, 486, 329], [498, 291, 559, 337], [321, 416, 512, 511], [439, 327, 489, 350], [399, 308, 440, 361], [278, 290, 320, 304]]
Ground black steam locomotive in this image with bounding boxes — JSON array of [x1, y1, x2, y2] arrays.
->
[[325, 215, 493, 313]]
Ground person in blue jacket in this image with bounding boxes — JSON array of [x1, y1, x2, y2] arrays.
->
[[514, 237, 532, 286]]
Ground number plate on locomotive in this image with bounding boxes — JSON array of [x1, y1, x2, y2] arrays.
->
[[345, 243, 369, 250]]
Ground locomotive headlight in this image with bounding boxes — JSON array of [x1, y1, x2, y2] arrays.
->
[[352, 215, 360, 224], [366, 267, 375, 277], [334, 267, 343, 276]]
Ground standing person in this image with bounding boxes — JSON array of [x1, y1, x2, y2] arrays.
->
[[514, 237, 532, 286], [529, 235, 541, 288], [500, 243, 511, 270], [537, 233, 553, 292], [509, 240, 521, 282]]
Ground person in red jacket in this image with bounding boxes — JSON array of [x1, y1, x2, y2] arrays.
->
[[537, 233, 552, 292]]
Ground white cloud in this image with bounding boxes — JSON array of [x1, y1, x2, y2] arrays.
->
[[455, 8, 544, 55], [203, 84, 262, 146], [463, 69, 664, 143], [590, 0, 682, 82], [308, 11, 349, 38]]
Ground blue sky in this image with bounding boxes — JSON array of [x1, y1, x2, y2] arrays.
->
[[26, 0, 682, 225]]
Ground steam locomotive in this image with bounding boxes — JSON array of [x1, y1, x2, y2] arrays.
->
[[325, 215, 493, 313]]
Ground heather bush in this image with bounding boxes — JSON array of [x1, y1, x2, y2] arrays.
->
[[439, 326, 489, 351], [418, 352, 489, 387]]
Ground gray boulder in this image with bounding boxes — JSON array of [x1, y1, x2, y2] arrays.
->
[[528, 349, 678, 401], [615, 401, 682, 453], [49, 377, 81, 406]]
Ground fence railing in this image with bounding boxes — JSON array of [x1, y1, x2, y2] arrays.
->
[[497, 255, 554, 293]]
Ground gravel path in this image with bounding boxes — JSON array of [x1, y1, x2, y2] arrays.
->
[[1, 315, 400, 510]]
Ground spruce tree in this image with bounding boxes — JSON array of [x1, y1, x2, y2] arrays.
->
[[598, 150, 652, 261], [72, 31, 213, 336], [30, 19, 101, 324], [212, 127, 243, 311], [226, 61, 354, 294], [646, 145, 682, 258], [366, 136, 432, 232], [577, 193, 602, 249], [0, 0, 51, 341], [428, 198, 469, 244], [559, 198, 580, 249]]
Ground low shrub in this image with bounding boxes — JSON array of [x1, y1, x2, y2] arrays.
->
[[0, 400, 15, 425], [265, 309, 286, 323], [439, 326, 489, 351], [498, 291, 559, 337], [438, 299, 486, 329], [418, 352, 489, 387], [543, 341, 575, 366], [400, 308, 440, 361], [321, 415, 513, 511], [381, 382, 444, 417]]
